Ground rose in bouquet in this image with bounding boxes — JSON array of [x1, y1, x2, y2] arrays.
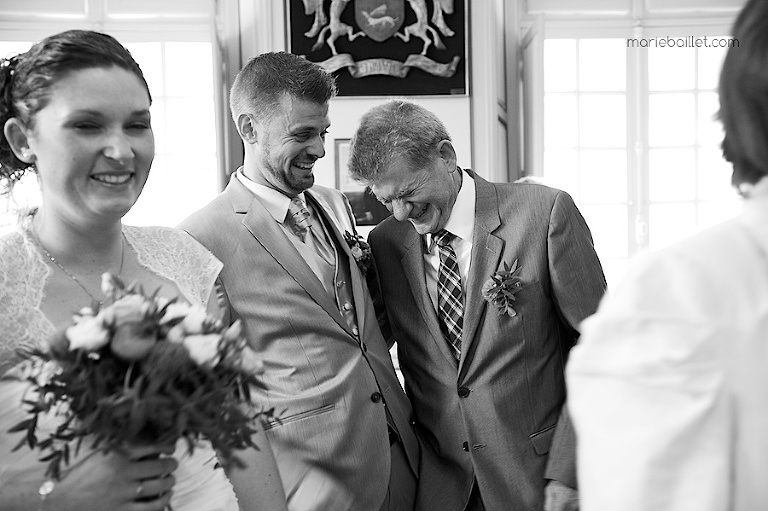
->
[[9, 273, 272, 481]]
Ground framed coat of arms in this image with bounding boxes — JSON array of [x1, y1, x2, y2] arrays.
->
[[287, 0, 468, 96]]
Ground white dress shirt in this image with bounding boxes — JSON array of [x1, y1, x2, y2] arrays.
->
[[567, 178, 768, 511], [236, 168, 299, 232], [424, 169, 476, 313]]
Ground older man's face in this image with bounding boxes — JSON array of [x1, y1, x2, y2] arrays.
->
[[370, 153, 459, 235]]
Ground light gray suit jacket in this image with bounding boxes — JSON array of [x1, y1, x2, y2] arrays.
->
[[369, 170, 606, 511], [180, 175, 419, 511]]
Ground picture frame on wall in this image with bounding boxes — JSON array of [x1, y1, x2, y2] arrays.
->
[[335, 138, 391, 226], [335, 138, 360, 193], [287, 0, 468, 97]]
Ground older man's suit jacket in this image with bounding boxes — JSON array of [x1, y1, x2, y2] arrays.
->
[[180, 175, 419, 511], [369, 170, 606, 511]]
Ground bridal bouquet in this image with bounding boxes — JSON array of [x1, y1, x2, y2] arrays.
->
[[9, 273, 271, 480]]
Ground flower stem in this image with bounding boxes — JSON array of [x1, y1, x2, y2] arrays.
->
[[124, 363, 134, 389]]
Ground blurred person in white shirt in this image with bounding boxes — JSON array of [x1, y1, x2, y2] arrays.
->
[[566, 1, 768, 510]]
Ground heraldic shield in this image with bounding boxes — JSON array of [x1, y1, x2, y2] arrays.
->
[[355, 0, 404, 42]]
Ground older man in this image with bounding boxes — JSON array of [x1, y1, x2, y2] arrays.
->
[[348, 100, 606, 511]]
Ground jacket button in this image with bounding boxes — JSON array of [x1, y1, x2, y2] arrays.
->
[[352, 327, 359, 336], [343, 303, 353, 311], [458, 386, 470, 398], [336, 280, 344, 288], [371, 392, 382, 403], [462, 441, 469, 451]]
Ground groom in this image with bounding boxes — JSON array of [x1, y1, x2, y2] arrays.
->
[[180, 52, 419, 511]]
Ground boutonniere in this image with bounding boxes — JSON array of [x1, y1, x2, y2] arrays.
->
[[482, 259, 524, 317], [344, 230, 372, 276]]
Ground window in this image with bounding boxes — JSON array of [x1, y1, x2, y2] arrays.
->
[[644, 39, 740, 249], [0, 0, 221, 235], [121, 41, 218, 227], [542, 38, 630, 286], [532, 25, 741, 287]]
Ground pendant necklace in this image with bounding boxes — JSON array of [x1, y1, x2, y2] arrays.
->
[[31, 228, 126, 306]]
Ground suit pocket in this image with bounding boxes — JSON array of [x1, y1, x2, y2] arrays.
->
[[263, 403, 335, 430], [528, 423, 556, 456]]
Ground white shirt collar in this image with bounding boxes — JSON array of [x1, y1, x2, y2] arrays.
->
[[236, 168, 306, 223], [429, 168, 475, 246]]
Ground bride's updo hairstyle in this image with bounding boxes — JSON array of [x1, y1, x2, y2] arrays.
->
[[0, 30, 151, 191]]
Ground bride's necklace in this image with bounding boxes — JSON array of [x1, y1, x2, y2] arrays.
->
[[31, 228, 126, 306]]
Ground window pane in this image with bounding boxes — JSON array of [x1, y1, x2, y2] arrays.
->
[[697, 41, 729, 90], [164, 97, 216, 154], [165, 42, 213, 97], [125, 42, 164, 96], [124, 154, 217, 227], [697, 92, 722, 146], [580, 204, 629, 258], [544, 149, 580, 200], [544, 94, 578, 147], [649, 93, 695, 147], [649, 203, 696, 249], [124, 155, 169, 226], [125, 42, 217, 228], [544, 39, 577, 92], [579, 39, 626, 92], [649, 148, 696, 202], [579, 95, 626, 147], [649, 46, 695, 91], [697, 148, 736, 200], [579, 149, 627, 203], [149, 100, 167, 154]]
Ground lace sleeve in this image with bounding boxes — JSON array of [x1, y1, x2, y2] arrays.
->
[[124, 226, 223, 308], [0, 230, 54, 375]]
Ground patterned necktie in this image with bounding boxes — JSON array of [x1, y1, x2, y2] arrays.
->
[[433, 229, 463, 360], [286, 197, 335, 266], [287, 197, 312, 241]]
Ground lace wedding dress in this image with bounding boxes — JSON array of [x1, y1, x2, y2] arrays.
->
[[0, 218, 239, 511]]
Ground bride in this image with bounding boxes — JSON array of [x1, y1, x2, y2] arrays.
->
[[0, 29, 287, 511]]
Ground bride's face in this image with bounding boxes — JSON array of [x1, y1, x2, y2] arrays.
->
[[24, 66, 154, 224]]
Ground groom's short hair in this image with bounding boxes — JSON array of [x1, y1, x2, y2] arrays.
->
[[229, 51, 337, 123]]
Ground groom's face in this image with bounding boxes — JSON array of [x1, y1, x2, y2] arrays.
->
[[256, 93, 330, 196]]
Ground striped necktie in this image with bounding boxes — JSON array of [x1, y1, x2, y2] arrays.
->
[[433, 229, 463, 360]]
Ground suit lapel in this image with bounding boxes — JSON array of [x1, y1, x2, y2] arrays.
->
[[459, 173, 504, 372], [400, 226, 459, 367], [228, 180, 348, 332]]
